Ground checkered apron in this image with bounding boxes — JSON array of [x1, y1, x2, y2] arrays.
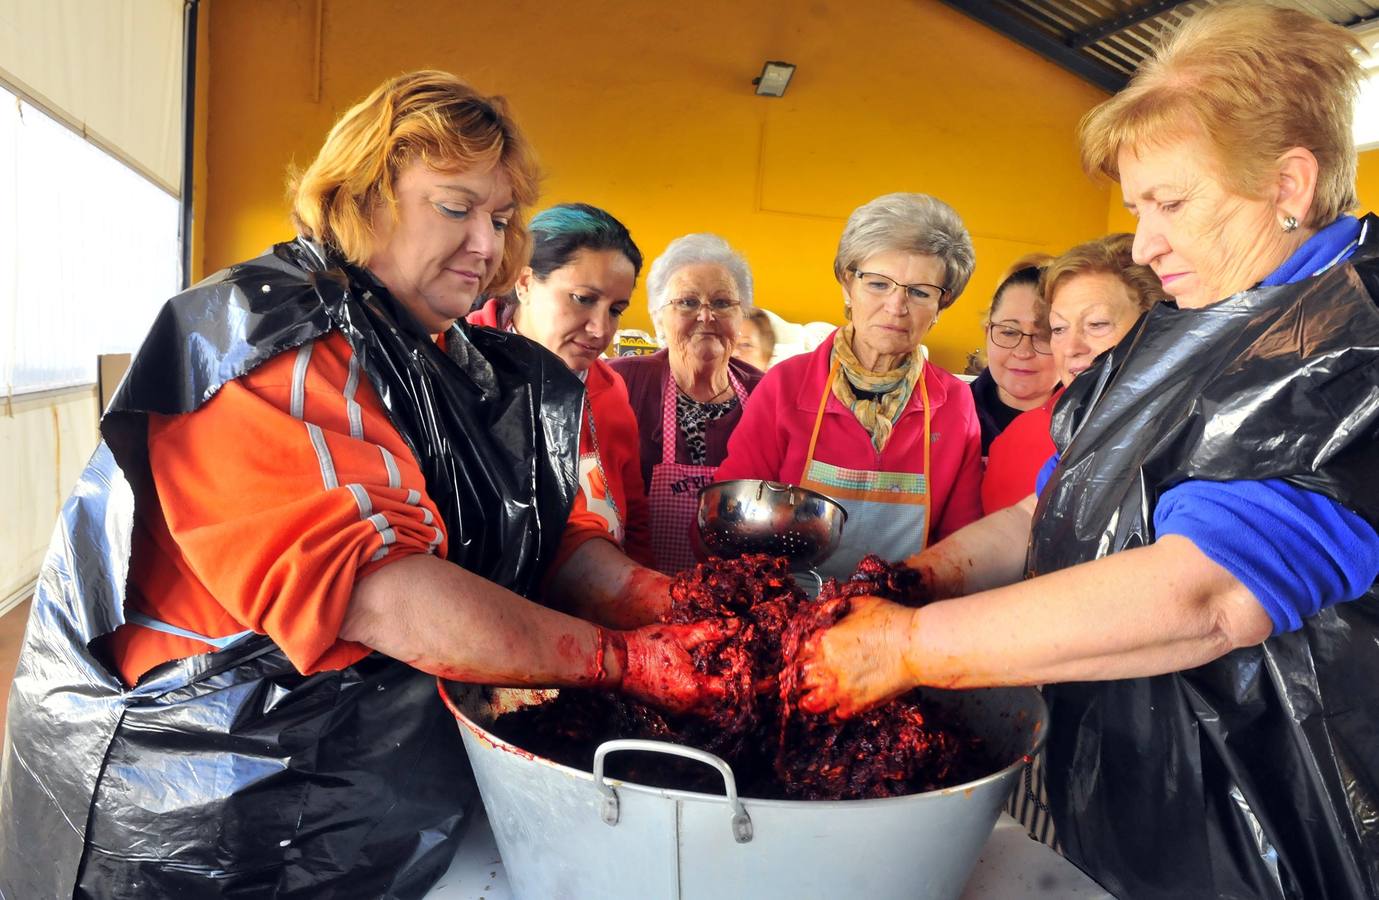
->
[[646, 368, 746, 575], [798, 357, 932, 581]]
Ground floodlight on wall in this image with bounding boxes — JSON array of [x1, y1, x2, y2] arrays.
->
[[753, 61, 796, 97]]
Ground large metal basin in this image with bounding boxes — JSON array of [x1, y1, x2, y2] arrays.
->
[[440, 681, 1047, 900]]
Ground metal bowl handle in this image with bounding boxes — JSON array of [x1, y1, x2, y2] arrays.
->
[[592, 738, 753, 843]]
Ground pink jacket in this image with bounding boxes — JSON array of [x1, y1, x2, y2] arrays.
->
[[715, 331, 984, 542]]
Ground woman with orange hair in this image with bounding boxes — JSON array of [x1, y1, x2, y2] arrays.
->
[[796, 7, 1379, 897], [980, 234, 1167, 513], [0, 71, 724, 898]]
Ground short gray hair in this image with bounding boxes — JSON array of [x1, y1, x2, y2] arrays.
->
[[646, 233, 755, 316], [832, 193, 975, 310]]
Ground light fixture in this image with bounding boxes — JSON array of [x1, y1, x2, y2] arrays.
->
[[753, 61, 796, 97]]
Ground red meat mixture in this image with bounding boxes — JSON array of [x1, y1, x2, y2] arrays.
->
[[492, 554, 994, 800]]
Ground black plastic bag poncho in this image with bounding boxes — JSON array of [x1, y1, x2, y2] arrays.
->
[[0, 239, 583, 899], [1030, 214, 1379, 900]]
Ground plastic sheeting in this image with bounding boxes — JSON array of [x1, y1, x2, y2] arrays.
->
[[0, 239, 583, 899], [1029, 215, 1379, 900]]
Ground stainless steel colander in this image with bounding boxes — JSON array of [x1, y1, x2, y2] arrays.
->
[[693, 479, 847, 572]]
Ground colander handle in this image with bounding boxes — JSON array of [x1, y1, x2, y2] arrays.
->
[[592, 739, 754, 843], [794, 569, 823, 595], [758, 480, 796, 502]]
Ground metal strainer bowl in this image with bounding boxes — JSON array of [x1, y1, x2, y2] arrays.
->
[[694, 479, 848, 571]]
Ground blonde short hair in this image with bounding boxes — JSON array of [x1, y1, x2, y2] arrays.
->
[[1079, 3, 1366, 228], [1041, 233, 1168, 316], [289, 70, 540, 295], [743, 308, 776, 359]]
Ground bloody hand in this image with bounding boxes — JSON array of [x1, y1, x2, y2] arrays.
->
[[612, 619, 742, 716], [796, 595, 923, 720]]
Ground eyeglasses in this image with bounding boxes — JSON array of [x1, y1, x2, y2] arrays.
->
[[667, 296, 743, 318], [987, 322, 1052, 355], [848, 268, 949, 307]]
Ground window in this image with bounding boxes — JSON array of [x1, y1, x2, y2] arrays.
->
[[0, 84, 180, 396]]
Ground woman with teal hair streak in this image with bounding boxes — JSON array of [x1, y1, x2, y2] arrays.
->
[[468, 202, 655, 578]]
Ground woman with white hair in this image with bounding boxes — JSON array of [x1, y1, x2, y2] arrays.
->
[[609, 233, 763, 574], [716, 193, 983, 579]]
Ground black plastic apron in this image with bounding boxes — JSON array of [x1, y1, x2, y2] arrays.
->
[[0, 240, 583, 899], [1029, 215, 1379, 900]]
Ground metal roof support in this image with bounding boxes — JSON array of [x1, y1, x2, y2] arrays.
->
[[1071, 0, 1191, 49], [938, 0, 1128, 92]]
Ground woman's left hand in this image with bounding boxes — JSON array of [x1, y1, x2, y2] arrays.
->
[[797, 596, 923, 719], [616, 618, 742, 716]]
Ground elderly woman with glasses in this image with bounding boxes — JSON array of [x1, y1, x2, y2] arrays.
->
[[795, 7, 1379, 897], [608, 233, 763, 575], [968, 254, 1059, 455], [981, 234, 1167, 514], [716, 193, 983, 580]]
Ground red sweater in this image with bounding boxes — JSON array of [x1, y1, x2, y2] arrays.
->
[[981, 389, 1060, 515], [467, 299, 652, 567]]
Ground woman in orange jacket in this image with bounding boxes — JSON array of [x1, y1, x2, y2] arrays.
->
[[0, 71, 724, 899]]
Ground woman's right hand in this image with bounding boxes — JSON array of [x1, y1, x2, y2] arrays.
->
[[796, 595, 924, 719], [611, 619, 741, 716]]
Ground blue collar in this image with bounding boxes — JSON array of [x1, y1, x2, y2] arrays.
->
[[1260, 215, 1362, 287]]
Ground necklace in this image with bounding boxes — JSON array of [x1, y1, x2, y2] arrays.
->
[[675, 376, 733, 404]]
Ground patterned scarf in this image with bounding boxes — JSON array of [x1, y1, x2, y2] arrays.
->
[[831, 324, 924, 452]]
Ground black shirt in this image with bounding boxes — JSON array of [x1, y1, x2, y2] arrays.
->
[[968, 368, 1022, 454]]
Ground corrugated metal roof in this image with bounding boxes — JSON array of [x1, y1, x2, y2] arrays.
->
[[939, 0, 1379, 92]]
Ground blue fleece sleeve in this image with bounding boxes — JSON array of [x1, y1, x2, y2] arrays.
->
[[1154, 479, 1379, 634], [1035, 453, 1059, 496]]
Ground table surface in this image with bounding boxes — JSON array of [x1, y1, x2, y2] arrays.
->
[[425, 807, 1114, 899]]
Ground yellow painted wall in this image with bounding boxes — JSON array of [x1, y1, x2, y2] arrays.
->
[[196, 0, 1117, 371], [1359, 148, 1379, 214], [190, 1, 211, 287], [1106, 188, 1137, 235]]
